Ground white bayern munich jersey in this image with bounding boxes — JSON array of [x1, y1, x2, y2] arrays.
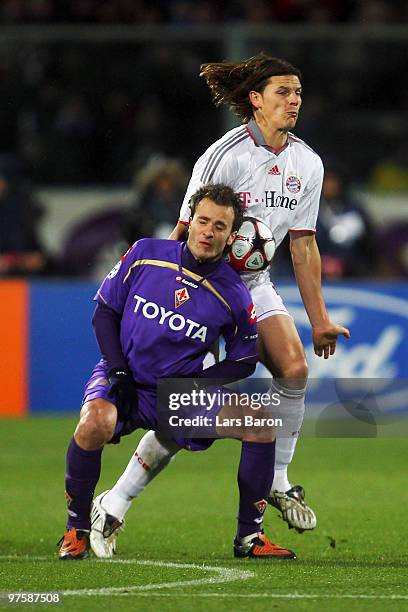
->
[[179, 118, 324, 251]]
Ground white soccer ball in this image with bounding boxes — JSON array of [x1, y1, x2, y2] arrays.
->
[[226, 217, 276, 273]]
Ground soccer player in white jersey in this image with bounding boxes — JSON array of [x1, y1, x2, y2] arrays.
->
[[90, 54, 350, 556]]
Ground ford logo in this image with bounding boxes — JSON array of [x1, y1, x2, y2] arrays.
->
[[256, 284, 408, 430]]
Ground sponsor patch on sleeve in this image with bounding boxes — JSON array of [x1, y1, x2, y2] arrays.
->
[[242, 332, 258, 341]]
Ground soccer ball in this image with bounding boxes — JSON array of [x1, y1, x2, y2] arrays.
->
[[226, 217, 276, 273]]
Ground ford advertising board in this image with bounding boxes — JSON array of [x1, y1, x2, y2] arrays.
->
[[257, 283, 408, 434]]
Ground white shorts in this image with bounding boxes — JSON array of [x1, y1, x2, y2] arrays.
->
[[203, 271, 289, 369], [241, 270, 291, 323]]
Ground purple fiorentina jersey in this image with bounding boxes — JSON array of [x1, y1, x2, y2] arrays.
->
[[95, 239, 258, 386]]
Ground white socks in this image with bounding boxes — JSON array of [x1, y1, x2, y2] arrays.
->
[[102, 431, 180, 520], [271, 468, 291, 493], [270, 380, 306, 493]]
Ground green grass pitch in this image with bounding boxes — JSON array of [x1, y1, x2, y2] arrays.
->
[[0, 416, 407, 611]]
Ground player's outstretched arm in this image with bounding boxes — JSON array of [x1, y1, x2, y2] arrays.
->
[[290, 232, 350, 359], [168, 221, 188, 241]]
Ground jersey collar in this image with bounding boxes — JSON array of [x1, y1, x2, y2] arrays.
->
[[246, 118, 289, 155], [181, 243, 222, 277]]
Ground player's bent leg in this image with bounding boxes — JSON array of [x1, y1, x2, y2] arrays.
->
[[101, 431, 181, 519], [257, 313, 308, 387], [59, 399, 118, 560], [257, 315, 317, 532], [74, 398, 118, 450], [257, 313, 308, 478], [90, 431, 180, 558]]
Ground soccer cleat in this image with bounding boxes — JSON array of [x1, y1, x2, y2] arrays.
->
[[57, 528, 90, 560], [268, 485, 317, 533], [90, 490, 124, 559], [234, 532, 296, 559]]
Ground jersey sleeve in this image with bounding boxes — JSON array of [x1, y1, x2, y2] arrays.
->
[[94, 242, 140, 315], [179, 154, 207, 224], [179, 147, 239, 224], [289, 156, 324, 233], [222, 291, 258, 364]]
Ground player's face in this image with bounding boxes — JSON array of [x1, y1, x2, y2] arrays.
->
[[250, 75, 302, 131], [187, 198, 236, 262]]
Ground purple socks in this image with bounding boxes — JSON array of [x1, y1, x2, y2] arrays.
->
[[65, 437, 102, 530], [237, 440, 275, 540], [64, 437, 275, 536]]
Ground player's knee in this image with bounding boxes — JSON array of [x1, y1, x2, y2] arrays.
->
[[280, 358, 308, 385], [75, 399, 117, 449]]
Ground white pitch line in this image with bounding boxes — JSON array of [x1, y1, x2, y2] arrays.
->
[[64, 560, 254, 595], [0, 556, 254, 595], [114, 592, 408, 601], [1, 557, 407, 601]]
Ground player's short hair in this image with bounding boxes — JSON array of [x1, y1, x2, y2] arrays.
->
[[200, 53, 301, 122], [189, 183, 244, 233]]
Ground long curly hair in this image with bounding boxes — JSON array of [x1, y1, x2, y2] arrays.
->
[[200, 53, 301, 122]]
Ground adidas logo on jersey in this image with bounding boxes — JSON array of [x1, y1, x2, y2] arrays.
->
[[133, 294, 207, 342], [268, 165, 281, 175]]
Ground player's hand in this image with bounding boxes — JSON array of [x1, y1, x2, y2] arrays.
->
[[107, 368, 138, 419], [312, 323, 351, 359]]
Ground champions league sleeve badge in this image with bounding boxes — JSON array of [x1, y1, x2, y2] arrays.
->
[[107, 260, 121, 279]]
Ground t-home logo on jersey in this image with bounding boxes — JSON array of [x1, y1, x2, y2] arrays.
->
[[133, 293, 207, 342], [240, 191, 298, 210]]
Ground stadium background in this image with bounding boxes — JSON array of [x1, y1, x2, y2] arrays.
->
[[0, 2, 407, 607], [1, 1, 407, 417]]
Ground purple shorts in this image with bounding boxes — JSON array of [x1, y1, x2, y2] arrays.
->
[[82, 360, 215, 452]]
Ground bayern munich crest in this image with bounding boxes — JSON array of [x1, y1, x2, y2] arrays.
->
[[286, 175, 301, 193]]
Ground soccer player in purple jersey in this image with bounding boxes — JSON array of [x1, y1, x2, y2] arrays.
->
[[58, 184, 296, 561]]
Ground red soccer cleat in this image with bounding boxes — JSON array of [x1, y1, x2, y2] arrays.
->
[[57, 528, 90, 560], [234, 531, 296, 559]]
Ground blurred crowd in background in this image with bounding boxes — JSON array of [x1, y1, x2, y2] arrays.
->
[[2, 151, 407, 281], [1, 37, 407, 186], [0, 2, 407, 280], [0, 0, 407, 24]]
